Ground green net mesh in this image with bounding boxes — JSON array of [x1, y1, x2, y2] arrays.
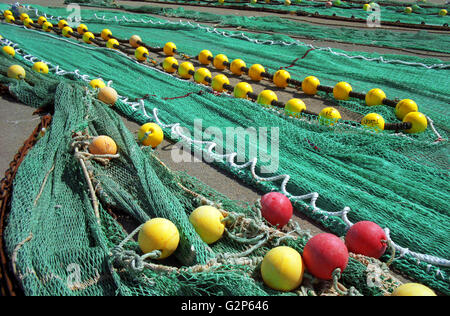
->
[[1, 54, 403, 297], [1, 3, 449, 296], [88, 0, 450, 26], [66, 2, 450, 54]]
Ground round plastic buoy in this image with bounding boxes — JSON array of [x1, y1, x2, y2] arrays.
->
[[230, 59, 247, 76], [163, 42, 177, 56], [439, 9, 448, 16], [213, 54, 229, 70], [23, 17, 33, 28], [303, 233, 349, 280], [285, 98, 306, 116], [32, 62, 49, 74], [194, 67, 212, 85], [365, 88, 386, 106], [42, 21, 53, 32], [261, 246, 304, 292], [89, 79, 106, 89], [5, 15, 15, 23], [77, 24, 88, 35], [163, 56, 178, 73], [211, 74, 230, 92], [97, 87, 118, 106], [248, 64, 265, 81], [82, 31, 95, 44], [7, 65, 26, 80], [58, 20, 68, 30], [405, 7, 413, 14], [273, 70, 291, 88], [392, 283, 436, 296], [395, 99, 418, 120], [345, 221, 387, 259], [2, 46, 15, 58], [129, 35, 142, 48], [361, 113, 385, 131], [135, 46, 149, 62], [333, 82, 352, 100], [233, 82, 253, 99], [138, 218, 180, 259], [189, 206, 225, 244], [88, 135, 118, 156], [37, 16, 47, 26], [198, 49, 213, 65], [403, 112, 428, 134], [319, 107, 341, 126], [62, 26, 73, 38], [260, 192, 293, 228], [101, 29, 112, 40], [178, 61, 195, 79], [302, 76, 320, 95], [19, 13, 29, 21], [138, 123, 164, 148], [257, 90, 278, 106], [106, 38, 119, 49]]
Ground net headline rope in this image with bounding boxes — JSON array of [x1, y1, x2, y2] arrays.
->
[[1, 29, 449, 283]]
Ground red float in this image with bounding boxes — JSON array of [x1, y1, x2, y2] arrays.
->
[[260, 192, 293, 228], [345, 221, 387, 259], [302, 233, 349, 280]]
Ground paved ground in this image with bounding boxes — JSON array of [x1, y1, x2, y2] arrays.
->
[[1, 0, 448, 285]]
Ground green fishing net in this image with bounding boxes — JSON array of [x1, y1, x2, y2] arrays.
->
[[1, 53, 404, 296], [0, 3, 449, 295], [77, 0, 450, 26]]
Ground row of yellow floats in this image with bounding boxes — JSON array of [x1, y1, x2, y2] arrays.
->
[[2, 10, 428, 134]]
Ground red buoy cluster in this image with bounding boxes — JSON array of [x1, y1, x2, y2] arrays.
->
[[260, 192, 388, 280]]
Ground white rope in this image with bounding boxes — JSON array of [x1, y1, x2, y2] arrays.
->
[[2, 33, 449, 275]]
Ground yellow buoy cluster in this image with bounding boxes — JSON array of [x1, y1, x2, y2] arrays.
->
[[137, 205, 225, 260], [154, 45, 427, 133], [1, 12, 429, 134]]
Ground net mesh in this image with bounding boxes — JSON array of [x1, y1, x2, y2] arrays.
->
[[109, 3, 450, 54], [1, 3, 449, 295], [92, 0, 450, 26], [1, 57, 402, 296]]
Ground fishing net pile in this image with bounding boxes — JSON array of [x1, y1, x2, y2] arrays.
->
[[82, 0, 450, 26], [0, 3, 449, 296]]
